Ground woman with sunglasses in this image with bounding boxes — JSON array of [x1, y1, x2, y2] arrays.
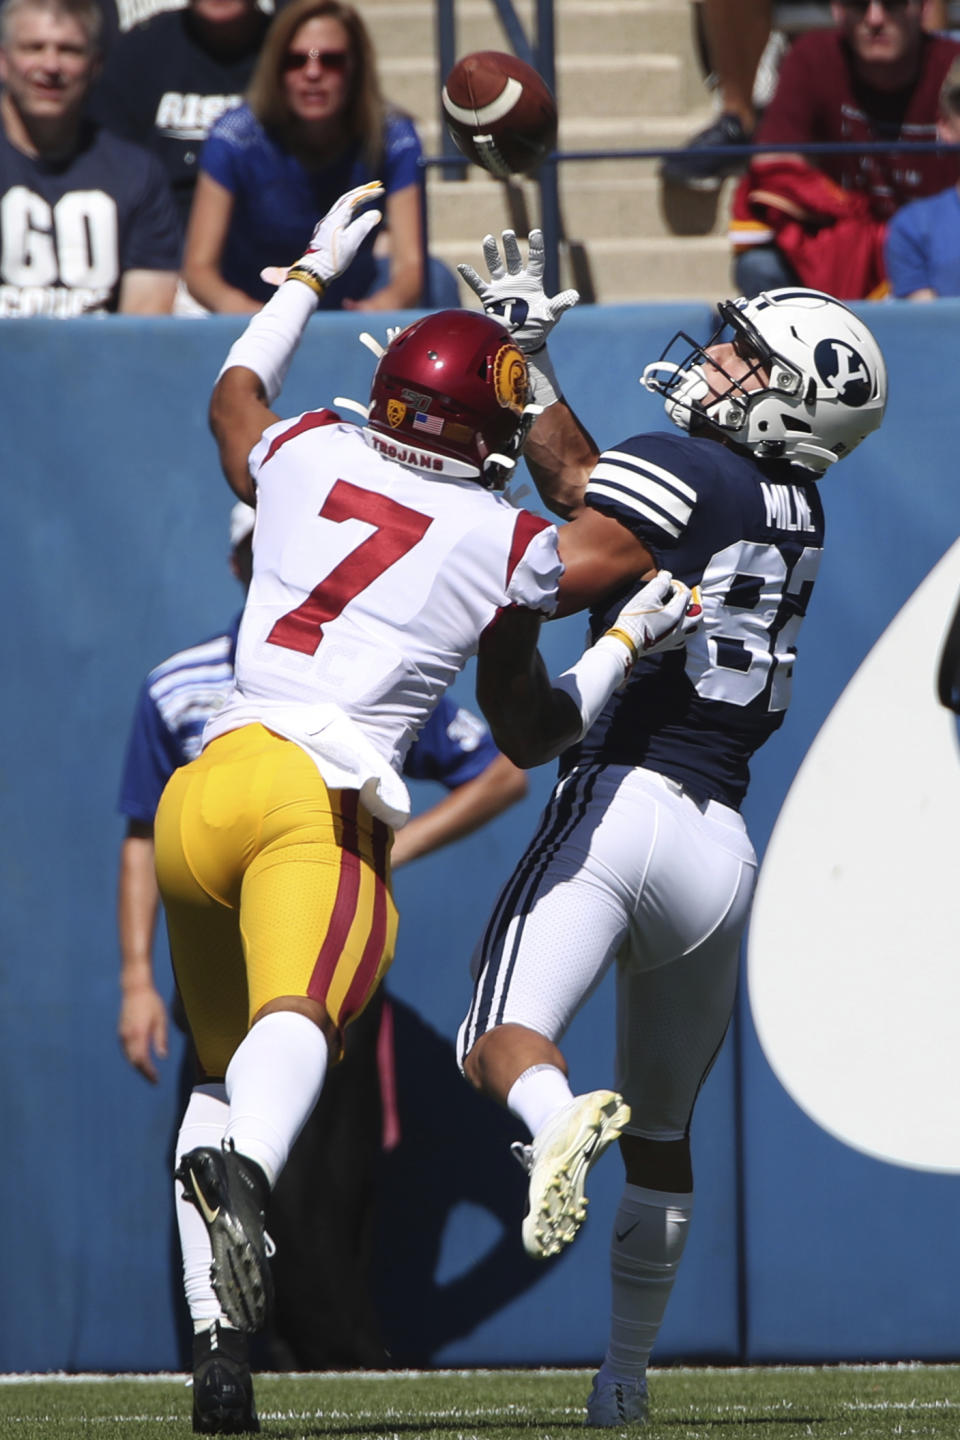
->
[[181, 0, 425, 312]]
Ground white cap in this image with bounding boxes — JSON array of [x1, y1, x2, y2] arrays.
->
[[229, 501, 255, 550]]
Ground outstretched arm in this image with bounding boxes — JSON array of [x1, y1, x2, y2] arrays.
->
[[208, 181, 386, 501], [554, 507, 658, 618], [458, 228, 598, 517], [209, 367, 278, 505], [459, 227, 660, 606], [476, 573, 699, 768], [523, 399, 599, 520], [475, 605, 579, 769]]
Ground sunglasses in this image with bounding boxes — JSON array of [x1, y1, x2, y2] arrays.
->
[[282, 47, 350, 73], [840, 0, 913, 11]]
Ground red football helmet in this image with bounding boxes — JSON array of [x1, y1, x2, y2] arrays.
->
[[366, 310, 530, 486]]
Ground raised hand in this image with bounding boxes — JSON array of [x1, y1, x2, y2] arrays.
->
[[260, 180, 385, 292], [458, 228, 579, 354]]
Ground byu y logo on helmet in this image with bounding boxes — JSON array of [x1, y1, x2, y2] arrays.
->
[[813, 339, 872, 407]]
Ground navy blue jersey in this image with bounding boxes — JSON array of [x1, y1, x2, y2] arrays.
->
[[89, 7, 271, 233], [403, 702, 499, 788], [118, 618, 241, 824], [565, 431, 826, 810], [118, 615, 498, 824], [0, 122, 180, 316]]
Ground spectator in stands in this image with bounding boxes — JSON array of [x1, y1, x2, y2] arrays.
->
[[729, 0, 960, 300], [95, 0, 179, 57], [89, 0, 273, 240], [665, 1, 950, 193], [181, 0, 426, 313], [662, 0, 775, 190], [0, 0, 180, 315], [884, 55, 960, 294]]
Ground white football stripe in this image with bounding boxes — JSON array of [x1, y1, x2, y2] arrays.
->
[[589, 460, 693, 529], [441, 77, 523, 126], [602, 449, 698, 502], [587, 479, 683, 539], [154, 637, 233, 673]]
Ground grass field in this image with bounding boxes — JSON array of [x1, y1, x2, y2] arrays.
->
[[2, 1364, 960, 1439]]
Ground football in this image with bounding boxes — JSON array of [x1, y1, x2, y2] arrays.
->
[[441, 51, 558, 178]]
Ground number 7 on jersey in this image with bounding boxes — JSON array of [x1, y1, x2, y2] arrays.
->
[[267, 479, 433, 656]]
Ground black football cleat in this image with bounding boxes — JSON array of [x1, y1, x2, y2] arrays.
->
[[192, 1320, 260, 1435], [176, 1142, 274, 1334]]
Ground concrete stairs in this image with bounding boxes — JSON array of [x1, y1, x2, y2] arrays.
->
[[360, 0, 737, 305]]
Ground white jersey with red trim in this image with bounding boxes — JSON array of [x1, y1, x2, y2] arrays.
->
[[204, 411, 561, 825]]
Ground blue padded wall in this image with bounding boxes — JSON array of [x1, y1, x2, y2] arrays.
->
[[2, 301, 958, 1371]]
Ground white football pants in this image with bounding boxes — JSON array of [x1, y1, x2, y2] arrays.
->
[[457, 764, 757, 1137]]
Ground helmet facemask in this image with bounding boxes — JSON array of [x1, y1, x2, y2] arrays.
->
[[642, 288, 886, 477], [642, 304, 805, 460]]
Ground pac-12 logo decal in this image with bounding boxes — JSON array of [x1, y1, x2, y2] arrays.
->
[[813, 339, 871, 407], [386, 399, 406, 427]]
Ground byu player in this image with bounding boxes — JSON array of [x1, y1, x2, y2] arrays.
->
[[156, 184, 696, 1434], [457, 232, 887, 1427]]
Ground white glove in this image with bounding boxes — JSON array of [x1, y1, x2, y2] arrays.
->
[[457, 228, 579, 354], [552, 571, 702, 741], [603, 571, 702, 666], [260, 180, 385, 293]]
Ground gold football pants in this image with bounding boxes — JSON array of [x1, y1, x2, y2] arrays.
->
[[154, 724, 397, 1079]]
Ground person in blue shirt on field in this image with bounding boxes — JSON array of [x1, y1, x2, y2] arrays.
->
[[885, 56, 960, 299], [180, 0, 425, 313]]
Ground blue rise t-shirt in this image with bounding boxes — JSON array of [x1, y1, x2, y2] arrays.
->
[[199, 103, 422, 305]]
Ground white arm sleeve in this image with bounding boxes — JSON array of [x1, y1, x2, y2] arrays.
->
[[216, 280, 318, 405], [552, 634, 632, 740]]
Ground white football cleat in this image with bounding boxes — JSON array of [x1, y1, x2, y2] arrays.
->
[[518, 1089, 630, 1259], [585, 1373, 649, 1428]]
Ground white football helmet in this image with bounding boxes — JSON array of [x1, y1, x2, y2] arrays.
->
[[641, 288, 887, 476]]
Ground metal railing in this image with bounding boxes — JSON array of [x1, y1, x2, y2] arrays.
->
[[427, 0, 561, 296], [420, 0, 960, 304]]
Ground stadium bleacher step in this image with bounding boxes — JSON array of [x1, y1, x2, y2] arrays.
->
[[361, 0, 738, 303]]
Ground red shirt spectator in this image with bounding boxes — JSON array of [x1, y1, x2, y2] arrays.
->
[[730, 6, 960, 299]]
